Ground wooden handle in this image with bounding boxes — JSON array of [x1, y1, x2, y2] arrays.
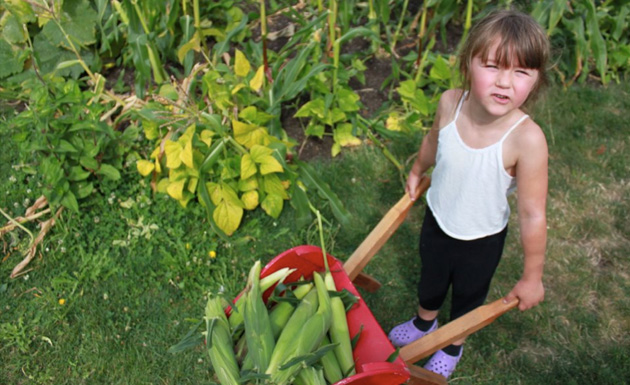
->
[[399, 297, 519, 364], [343, 177, 431, 281]]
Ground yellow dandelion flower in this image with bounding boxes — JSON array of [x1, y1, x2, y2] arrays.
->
[[59, 298, 66, 305], [209, 250, 216, 259]]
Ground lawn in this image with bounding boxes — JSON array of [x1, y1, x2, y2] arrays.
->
[[1, 82, 629, 384]]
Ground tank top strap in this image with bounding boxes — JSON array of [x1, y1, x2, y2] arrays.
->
[[499, 114, 529, 143], [453, 91, 468, 121]]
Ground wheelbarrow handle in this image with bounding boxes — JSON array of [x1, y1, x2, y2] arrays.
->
[[399, 297, 520, 364], [343, 176, 431, 281]]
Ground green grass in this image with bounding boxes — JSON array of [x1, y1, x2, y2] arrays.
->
[[1, 83, 629, 384]]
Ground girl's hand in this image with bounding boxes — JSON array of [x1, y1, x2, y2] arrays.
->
[[504, 278, 544, 311], [406, 172, 424, 201]]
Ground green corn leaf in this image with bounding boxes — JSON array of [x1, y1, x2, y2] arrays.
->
[[296, 161, 351, 227]]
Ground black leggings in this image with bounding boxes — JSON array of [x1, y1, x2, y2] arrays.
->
[[417, 207, 507, 321]]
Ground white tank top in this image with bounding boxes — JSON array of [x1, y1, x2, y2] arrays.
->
[[426, 93, 528, 240]]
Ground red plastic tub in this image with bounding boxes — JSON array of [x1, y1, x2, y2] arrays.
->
[[260, 245, 410, 385]]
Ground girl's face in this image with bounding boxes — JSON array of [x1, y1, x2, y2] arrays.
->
[[468, 41, 539, 118]]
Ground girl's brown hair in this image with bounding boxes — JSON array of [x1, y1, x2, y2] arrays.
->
[[459, 9, 550, 107]]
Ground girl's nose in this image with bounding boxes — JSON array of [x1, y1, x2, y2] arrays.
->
[[495, 70, 511, 88]]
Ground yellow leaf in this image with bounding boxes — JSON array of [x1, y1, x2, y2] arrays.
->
[[164, 141, 183, 169], [259, 155, 283, 175], [250, 65, 265, 91], [156, 178, 170, 193], [177, 34, 200, 63], [232, 120, 270, 149], [240, 154, 257, 180], [334, 123, 362, 147], [261, 193, 283, 219], [241, 190, 259, 210], [386, 112, 402, 131], [136, 160, 155, 176], [200, 130, 214, 147], [234, 49, 251, 77], [181, 139, 194, 169], [167, 179, 186, 200], [231, 83, 246, 95], [187, 177, 198, 194], [213, 200, 243, 236]]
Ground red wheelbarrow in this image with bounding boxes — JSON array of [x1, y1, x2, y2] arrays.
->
[[261, 177, 519, 385]]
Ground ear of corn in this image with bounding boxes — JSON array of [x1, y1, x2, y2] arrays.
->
[[269, 282, 314, 339], [324, 272, 356, 377], [204, 293, 240, 385], [319, 335, 343, 384], [294, 366, 327, 385], [229, 267, 294, 331], [270, 272, 332, 385], [242, 260, 276, 373], [266, 285, 319, 375]]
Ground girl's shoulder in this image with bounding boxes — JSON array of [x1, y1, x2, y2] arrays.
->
[[435, 89, 465, 127]]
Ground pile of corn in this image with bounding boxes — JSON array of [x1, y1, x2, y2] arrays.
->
[[204, 260, 357, 385]]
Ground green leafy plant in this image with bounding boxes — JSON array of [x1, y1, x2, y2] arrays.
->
[[532, 0, 629, 86], [135, 49, 350, 236]]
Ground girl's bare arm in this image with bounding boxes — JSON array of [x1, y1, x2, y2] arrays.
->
[[505, 120, 548, 311]]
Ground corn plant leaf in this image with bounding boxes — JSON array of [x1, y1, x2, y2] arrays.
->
[[177, 33, 200, 64], [582, 0, 608, 83], [296, 161, 351, 227]]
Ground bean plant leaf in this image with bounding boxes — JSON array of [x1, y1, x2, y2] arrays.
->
[[336, 88, 360, 112], [164, 141, 183, 169], [0, 39, 25, 78], [40, 0, 98, 49], [250, 145, 283, 175], [232, 120, 270, 148], [212, 184, 244, 236], [241, 190, 259, 210], [240, 154, 257, 180], [137, 160, 155, 176], [234, 49, 251, 77], [261, 193, 283, 219], [61, 191, 80, 213], [250, 65, 265, 91]]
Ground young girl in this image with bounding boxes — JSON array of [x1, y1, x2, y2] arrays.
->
[[388, 9, 550, 378]]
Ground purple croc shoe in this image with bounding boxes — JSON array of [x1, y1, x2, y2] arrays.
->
[[387, 317, 438, 348], [423, 347, 464, 379]]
